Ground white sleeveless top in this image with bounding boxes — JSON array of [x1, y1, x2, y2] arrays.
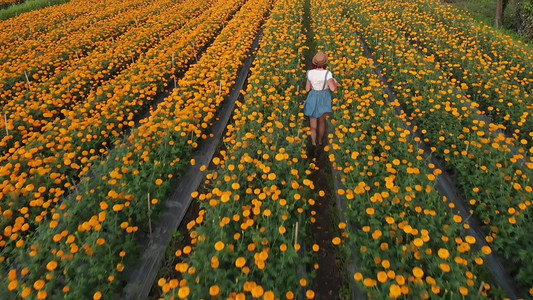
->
[[308, 69, 333, 90]]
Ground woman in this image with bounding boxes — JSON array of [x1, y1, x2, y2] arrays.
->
[[304, 51, 339, 149]]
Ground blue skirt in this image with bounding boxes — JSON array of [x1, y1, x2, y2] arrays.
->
[[304, 90, 332, 118]]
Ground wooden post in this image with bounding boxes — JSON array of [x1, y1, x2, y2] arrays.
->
[[294, 221, 299, 247], [4, 113, 8, 136], [219, 81, 222, 96], [496, 0, 504, 28], [147, 193, 153, 242], [24, 71, 31, 90]]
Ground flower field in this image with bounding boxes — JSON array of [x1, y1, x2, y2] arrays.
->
[[340, 0, 532, 293], [1, 0, 532, 299], [0, 0, 20, 10]]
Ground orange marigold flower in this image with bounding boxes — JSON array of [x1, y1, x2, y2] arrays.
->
[[438, 248, 449, 259], [214, 241, 225, 251], [235, 257, 246, 268], [390, 284, 401, 298], [413, 267, 424, 278], [33, 279, 45, 290], [209, 285, 220, 296], [46, 261, 58, 271]]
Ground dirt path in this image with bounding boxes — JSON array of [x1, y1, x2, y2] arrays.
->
[[302, 0, 346, 298]]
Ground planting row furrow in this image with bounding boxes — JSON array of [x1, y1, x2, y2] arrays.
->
[[0, 0, 271, 297], [0, 0, 210, 156], [349, 0, 533, 293], [369, 0, 533, 143], [0, 0, 176, 106], [0, 0, 245, 256], [156, 0, 316, 298], [312, 0, 496, 298]]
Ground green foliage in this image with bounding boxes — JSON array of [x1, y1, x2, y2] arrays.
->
[[450, 0, 532, 42], [0, 0, 70, 20]]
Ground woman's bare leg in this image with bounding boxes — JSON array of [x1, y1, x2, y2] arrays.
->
[[310, 118, 318, 145], [318, 114, 327, 145]]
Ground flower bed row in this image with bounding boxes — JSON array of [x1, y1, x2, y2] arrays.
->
[[368, 0, 532, 143], [0, 0, 20, 10], [310, 0, 494, 298], [0, 0, 139, 49], [0, 0, 211, 156], [156, 0, 318, 298], [347, 0, 533, 293], [0, 0, 269, 297], [0, 0, 172, 106], [0, 0, 245, 259]]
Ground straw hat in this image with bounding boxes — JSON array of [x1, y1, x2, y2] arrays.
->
[[312, 51, 328, 66]]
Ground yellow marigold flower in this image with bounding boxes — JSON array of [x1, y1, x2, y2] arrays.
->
[[439, 263, 451, 272], [178, 286, 190, 299], [8, 280, 18, 291], [413, 267, 424, 278], [300, 278, 307, 287], [481, 246, 492, 255], [363, 278, 376, 287], [251, 285, 264, 298], [438, 248, 449, 259], [235, 257, 246, 268], [33, 279, 45, 290], [377, 271, 388, 283], [21, 287, 31, 298], [209, 285, 220, 296], [93, 291, 102, 300], [279, 226, 286, 234], [459, 287, 468, 296], [214, 241, 225, 251], [338, 222, 347, 229], [465, 235, 476, 244], [263, 291, 275, 300], [390, 284, 402, 298], [354, 272, 363, 281], [286, 291, 295, 299]]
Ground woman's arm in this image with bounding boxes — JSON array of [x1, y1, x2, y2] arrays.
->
[[327, 78, 338, 92], [306, 80, 312, 92]]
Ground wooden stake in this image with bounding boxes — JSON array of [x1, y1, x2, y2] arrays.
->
[[24, 71, 31, 90], [478, 281, 485, 295], [219, 81, 222, 96], [171, 53, 175, 68], [294, 221, 299, 246], [4, 113, 8, 136], [147, 193, 153, 242]]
